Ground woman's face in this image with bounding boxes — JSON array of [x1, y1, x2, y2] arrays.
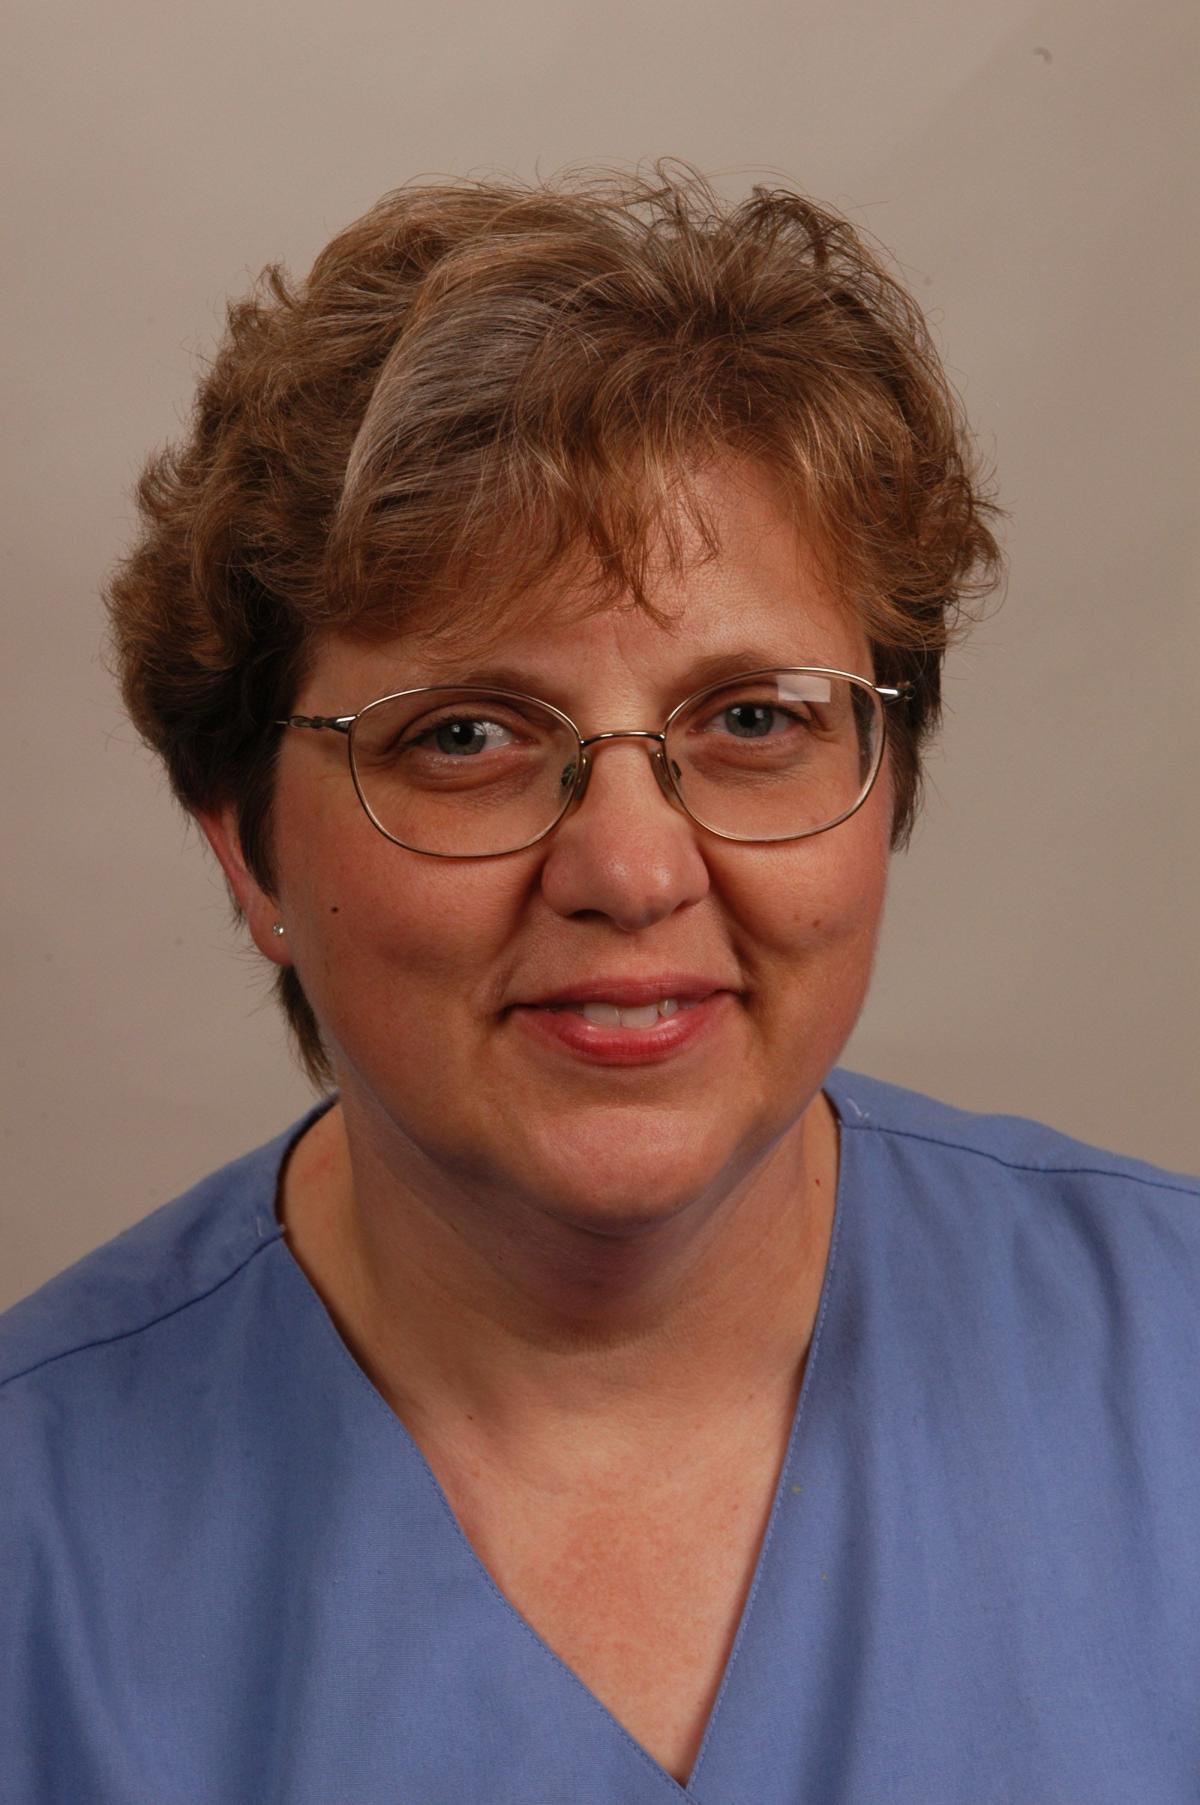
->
[[208, 462, 893, 1232]]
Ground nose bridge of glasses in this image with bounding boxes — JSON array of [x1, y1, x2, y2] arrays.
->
[[571, 730, 677, 810]]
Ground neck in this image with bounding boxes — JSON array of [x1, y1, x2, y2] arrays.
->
[[279, 1089, 838, 1457]]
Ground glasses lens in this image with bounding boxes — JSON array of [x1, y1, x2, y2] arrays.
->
[[665, 671, 882, 841], [350, 689, 579, 855]]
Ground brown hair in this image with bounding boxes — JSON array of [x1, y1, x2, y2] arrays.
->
[[105, 163, 1003, 1090]]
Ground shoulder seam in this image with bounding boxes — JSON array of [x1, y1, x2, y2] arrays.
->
[[0, 1236, 280, 1392], [840, 1118, 1199, 1196]]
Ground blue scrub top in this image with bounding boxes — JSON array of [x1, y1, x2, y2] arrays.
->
[[3, 1071, 1198, 1803]]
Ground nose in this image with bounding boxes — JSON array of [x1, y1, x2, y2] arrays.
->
[[537, 734, 711, 931]]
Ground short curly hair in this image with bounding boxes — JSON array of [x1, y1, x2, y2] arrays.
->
[[105, 163, 1003, 1091]]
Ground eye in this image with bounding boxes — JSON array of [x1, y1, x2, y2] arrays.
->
[[411, 715, 519, 758], [700, 699, 812, 739]]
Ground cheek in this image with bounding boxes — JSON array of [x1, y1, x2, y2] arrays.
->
[[746, 809, 890, 1078], [725, 792, 891, 960], [289, 837, 522, 1049]]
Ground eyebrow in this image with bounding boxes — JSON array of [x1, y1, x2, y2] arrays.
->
[[408, 646, 815, 705]]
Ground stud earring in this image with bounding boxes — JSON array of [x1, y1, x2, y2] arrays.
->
[[271, 922, 285, 937]]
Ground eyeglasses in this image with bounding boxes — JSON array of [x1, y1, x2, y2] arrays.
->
[[277, 668, 911, 859]]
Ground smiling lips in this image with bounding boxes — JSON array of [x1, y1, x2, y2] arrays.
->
[[511, 978, 735, 1062], [521, 976, 731, 1010], [549, 997, 688, 1030]]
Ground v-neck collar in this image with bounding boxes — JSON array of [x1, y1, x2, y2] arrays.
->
[[262, 1081, 855, 1801]]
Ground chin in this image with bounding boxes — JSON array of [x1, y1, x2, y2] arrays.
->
[[514, 1102, 760, 1234]]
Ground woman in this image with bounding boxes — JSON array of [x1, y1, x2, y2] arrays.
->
[[3, 169, 1196, 1803]]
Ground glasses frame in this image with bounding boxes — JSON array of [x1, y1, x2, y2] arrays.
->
[[277, 667, 913, 859]]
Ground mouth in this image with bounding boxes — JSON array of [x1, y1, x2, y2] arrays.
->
[[541, 996, 701, 1031], [505, 981, 729, 1061]]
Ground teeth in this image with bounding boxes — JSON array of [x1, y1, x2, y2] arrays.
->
[[609, 1003, 656, 1032], [581, 1002, 624, 1027], [578, 998, 681, 1029]]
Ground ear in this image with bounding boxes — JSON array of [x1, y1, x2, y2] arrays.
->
[[196, 803, 291, 968]]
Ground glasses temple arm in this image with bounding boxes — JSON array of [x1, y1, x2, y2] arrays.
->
[[276, 715, 355, 734]]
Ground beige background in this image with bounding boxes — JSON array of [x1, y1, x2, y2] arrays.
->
[[3, 0, 1197, 1311]]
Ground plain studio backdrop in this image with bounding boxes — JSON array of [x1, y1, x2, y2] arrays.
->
[[2, 0, 1197, 1310]]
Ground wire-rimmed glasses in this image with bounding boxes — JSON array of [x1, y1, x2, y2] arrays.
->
[[276, 668, 911, 858]]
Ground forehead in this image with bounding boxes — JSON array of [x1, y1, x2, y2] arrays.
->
[[306, 462, 871, 707]]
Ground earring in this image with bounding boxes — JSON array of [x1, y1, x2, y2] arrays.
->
[[271, 922, 285, 937]]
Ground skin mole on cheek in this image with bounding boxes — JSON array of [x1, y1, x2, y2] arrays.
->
[[330, 905, 340, 914]]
